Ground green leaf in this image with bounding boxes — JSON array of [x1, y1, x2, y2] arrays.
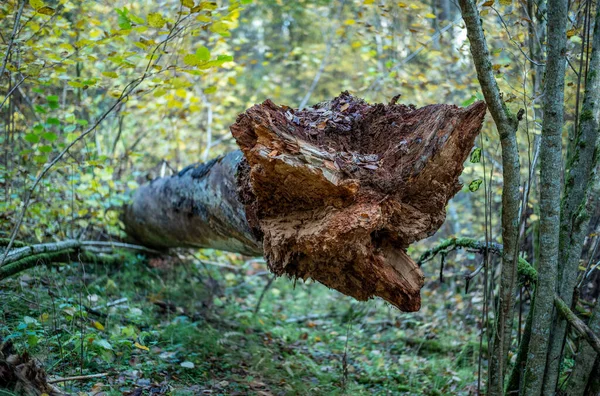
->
[[25, 134, 40, 144], [116, 8, 132, 30], [94, 339, 113, 350], [102, 71, 119, 78], [468, 179, 483, 192], [204, 86, 217, 94], [47, 117, 60, 125], [217, 54, 234, 62], [34, 155, 47, 164], [63, 125, 76, 133], [42, 132, 57, 141], [47, 95, 59, 109], [470, 147, 481, 163], [183, 54, 202, 67], [461, 95, 477, 107], [38, 145, 52, 153], [195, 46, 211, 61]]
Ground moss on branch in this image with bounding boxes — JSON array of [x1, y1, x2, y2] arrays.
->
[[417, 237, 537, 284]]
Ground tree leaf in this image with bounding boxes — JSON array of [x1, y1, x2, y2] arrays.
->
[[470, 147, 481, 163], [204, 86, 217, 94], [195, 46, 210, 61], [148, 12, 166, 28], [181, 0, 195, 8], [29, 0, 44, 10], [36, 6, 55, 16], [183, 54, 201, 67], [462, 95, 477, 107], [25, 134, 40, 144], [102, 71, 119, 78], [42, 132, 57, 141], [95, 339, 113, 350], [116, 9, 132, 30], [210, 22, 229, 34], [468, 179, 483, 192]]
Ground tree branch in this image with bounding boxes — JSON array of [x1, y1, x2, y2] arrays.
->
[[554, 295, 600, 356]]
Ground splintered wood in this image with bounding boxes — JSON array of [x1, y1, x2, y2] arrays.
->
[[231, 92, 486, 311]]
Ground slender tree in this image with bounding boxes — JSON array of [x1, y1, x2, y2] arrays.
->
[[457, 0, 522, 393], [545, 2, 600, 392]]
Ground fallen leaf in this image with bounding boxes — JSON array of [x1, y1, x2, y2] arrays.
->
[[92, 321, 105, 331], [134, 342, 149, 351]]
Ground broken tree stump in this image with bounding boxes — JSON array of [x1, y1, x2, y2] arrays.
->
[[124, 92, 487, 311]]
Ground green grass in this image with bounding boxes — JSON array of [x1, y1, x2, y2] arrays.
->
[[0, 250, 483, 395]]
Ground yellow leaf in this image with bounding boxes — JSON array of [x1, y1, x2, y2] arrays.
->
[[397, 2, 407, 7], [492, 64, 502, 70], [134, 342, 149, 351], [92, 321, 105, 331], [183, 54, 201, 66], [181, 0, 195, 8], [344, 19, 356, 25], [102, 71, 118, 78], [351, 41, 362, 48], [37, 6, 55, 15], [364, 0, 375, 3], [424, 13, 436, 19], [30, 0, 44, 10], [210, 21, 229, 34], [148, 12, 166, 28], [499, 0, 511, 5], [482, 0, 494, 6], [566, 28, 578, 37]]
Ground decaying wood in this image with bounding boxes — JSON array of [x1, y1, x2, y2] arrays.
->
[[124, 92, 487, 311]]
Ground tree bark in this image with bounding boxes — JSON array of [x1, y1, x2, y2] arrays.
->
[[546, 4, 600, 392], [123, 92, 487, 312], [457, 0, 522, 393], [524, 0, 568, 392]]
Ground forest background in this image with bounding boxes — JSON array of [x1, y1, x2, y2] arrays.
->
[[1, 0, 599, 394]]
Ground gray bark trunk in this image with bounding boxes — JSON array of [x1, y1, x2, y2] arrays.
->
[[546, 4, 600, 393], [523, 0, 568, 392], [457, 0, 522, 393], [123, 151, 262, 256]]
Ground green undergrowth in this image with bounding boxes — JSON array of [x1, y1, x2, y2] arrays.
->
[[0, 250, 482, 395]]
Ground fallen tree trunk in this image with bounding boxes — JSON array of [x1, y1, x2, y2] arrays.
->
[[124, 92, 487, 311]]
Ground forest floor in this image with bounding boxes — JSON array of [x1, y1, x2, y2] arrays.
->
[[0, 247, 483, 395]]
